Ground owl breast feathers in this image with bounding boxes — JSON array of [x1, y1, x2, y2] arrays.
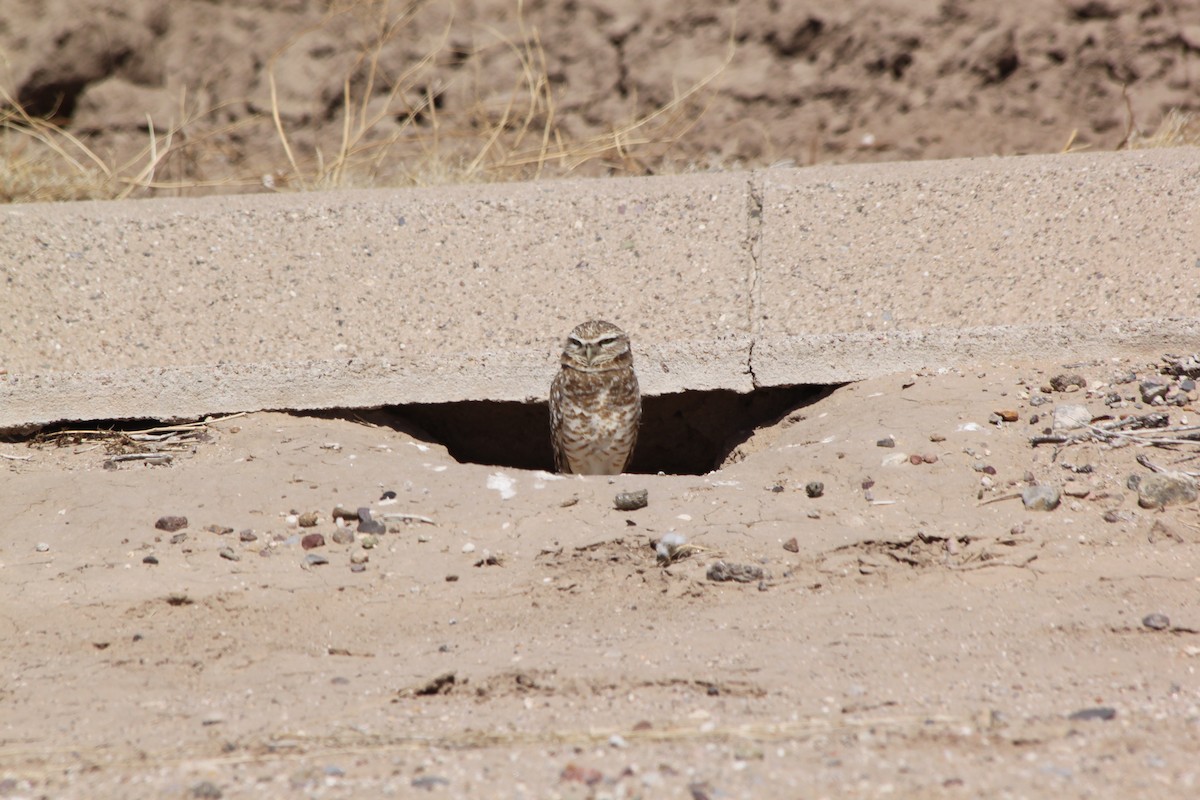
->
[[549, 320, 641, 475]]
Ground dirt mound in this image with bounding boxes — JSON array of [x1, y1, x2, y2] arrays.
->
[[2, 0, 1198, 198]]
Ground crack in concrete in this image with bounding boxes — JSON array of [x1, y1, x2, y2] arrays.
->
[[745, 172, 765, 387]]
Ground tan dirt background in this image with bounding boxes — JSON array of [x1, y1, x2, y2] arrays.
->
[[2, 0, 1199, 194], [4, 1, 1200, 799]]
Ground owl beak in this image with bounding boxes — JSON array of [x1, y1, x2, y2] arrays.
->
[[584, 343, 598, 364]]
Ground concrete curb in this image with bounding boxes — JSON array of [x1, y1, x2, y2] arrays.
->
[[3, 148, 1199, 430]]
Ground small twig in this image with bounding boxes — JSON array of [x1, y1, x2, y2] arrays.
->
[[1137, 454, 1200, 478], [378, 512, 436, 525], [1031, 434, 1073, 446], [1039, 420, 1200, 450], [1137, 454, 1167, 474], [978, 492, 1023, 507], [105, 453, 173, 464], [0, 452, 32, 461]]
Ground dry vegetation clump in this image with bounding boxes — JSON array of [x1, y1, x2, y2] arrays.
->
[[1125, 108, 1200, 150]]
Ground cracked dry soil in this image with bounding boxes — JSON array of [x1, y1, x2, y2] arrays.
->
[[3, 356, 1200, 798]]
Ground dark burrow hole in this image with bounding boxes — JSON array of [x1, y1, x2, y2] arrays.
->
[[4, 386, 837, 477], [391, 385, 836, 476]]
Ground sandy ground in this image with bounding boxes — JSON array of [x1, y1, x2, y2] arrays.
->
[[4, 354, 1200, 798]]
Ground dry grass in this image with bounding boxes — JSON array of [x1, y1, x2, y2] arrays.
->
[[0, 0, 730, 203], [0, 88, 169, 202], [1125, 108, 1200, 150]]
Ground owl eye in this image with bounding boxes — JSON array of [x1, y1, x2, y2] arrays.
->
[[568, 336, 584, 348], [596, 336, 618, 346]]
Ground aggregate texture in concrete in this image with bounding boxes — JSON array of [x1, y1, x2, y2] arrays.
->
[[2, 148, 1198, 431]]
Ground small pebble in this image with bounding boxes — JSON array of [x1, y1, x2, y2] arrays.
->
[[614, 489, 649, 511], [35, 542, 50, 552], [462, 542, 476, 553], [922, 453, 938, 464], [304, 553, 329, 566], [782, 537, 799, 553], [1022, 485, 1061, 511], [1142, 613, 1171, 631], [218, 547, 240, 561], [929, 433, 946, 442], [190, 780, 223, 799], [445, 574, 459, 582], [350, 551, 369, 565], [1068, 706, 1116, 722], [411, 776, 450, 790], [284, 514, 300, 527], [170, 532, 187, 544], [995, 409, 1019, 422], [1140, 380, 1169, 404], [331, 506, 359, 521], [381, 490, 397, 501], [331, 529, 355, 545], [876, 435, 895, 448], [204, 524, 233, 536], [357, 507, 386, 535], [155, 515, 188, 532], [909, 454, 924, 465], [1050, 373, 1086, 392], [143, 555, 159, 565], [350, 563, 366, 573], [805, 481, 824, 498], [707, 561, 765, 583], [301, 533, 326, 550], [1137, 472, 1198, 509], [361, 535, 379, 549], [1052, 404, 1092, 430], [298, 511, 320, 527], [239, 529, 258, 542]]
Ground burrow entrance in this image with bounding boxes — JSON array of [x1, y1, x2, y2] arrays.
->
[[391, 385, 836, 476]]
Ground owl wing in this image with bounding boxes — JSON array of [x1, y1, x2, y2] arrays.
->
[[549, 370, 572, 474]]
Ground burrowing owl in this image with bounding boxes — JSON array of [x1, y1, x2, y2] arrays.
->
[[549, 320, 641, 475]]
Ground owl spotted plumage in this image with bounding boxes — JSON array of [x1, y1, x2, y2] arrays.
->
[[549, 320, 641, 475]]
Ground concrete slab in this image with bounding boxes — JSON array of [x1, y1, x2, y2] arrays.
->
[[0, 174, 753, 375], [755, 149, 1200, 335], [3, 148, 1200, 431]]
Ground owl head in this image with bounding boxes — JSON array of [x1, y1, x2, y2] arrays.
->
[[560, 319, 632, 371]]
